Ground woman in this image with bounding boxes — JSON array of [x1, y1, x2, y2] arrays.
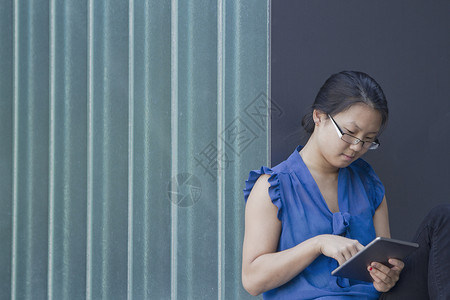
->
[[242, 71, 449, 299]]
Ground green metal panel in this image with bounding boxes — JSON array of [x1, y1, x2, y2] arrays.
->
[[0, 0, 270, 299]]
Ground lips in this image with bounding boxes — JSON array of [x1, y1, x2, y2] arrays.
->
[[342, 154, 355, 161]]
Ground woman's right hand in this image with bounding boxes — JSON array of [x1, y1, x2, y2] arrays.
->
[[315, 234, 364, 265]]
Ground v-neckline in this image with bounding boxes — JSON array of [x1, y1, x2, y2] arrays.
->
[[294, 149, 345, 214]]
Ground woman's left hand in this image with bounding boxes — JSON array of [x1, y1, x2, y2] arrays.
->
[[368, 258, 404, 292]]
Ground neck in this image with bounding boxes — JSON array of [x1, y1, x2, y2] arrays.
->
[[299, 139, 339, 176]]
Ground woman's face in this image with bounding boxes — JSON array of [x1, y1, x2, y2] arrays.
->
[[315, 103, 383, 168]]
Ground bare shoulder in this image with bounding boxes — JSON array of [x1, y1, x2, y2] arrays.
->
[[249, 174, 271, 194], [245, 174, 275, 212], [244, 174, 281, 257]]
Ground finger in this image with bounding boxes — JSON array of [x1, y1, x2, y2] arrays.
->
[[388, 258, 405, 270], [372, 261, 402, 283], [342, 249, 354, 262], [371, 262, 391, 276], [355, 242, 364, 252], [344, 240, 363, 258], [369, 264, 392, 284], [335, 253, 346, 266], [368, 268, 389, 291], [348, 249, 358, 259], [349, 241, 362, 256]]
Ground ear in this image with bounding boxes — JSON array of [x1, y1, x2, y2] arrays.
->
[[312, 109, 327, 125]]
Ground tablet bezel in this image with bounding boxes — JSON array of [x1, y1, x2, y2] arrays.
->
[[331, 237, 419, 282]]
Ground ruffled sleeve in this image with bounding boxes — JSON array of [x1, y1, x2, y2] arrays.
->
[[243, 166, 283, 220]]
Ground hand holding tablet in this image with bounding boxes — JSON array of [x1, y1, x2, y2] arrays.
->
[[331, 237, 419, 282]]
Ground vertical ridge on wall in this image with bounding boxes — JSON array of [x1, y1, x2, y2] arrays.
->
[[100, 3, 112, 294], [86, 0, 94, 298], [226, 2, 242, 299], [170, 1, 179, 299], [142, 3, 151, 295], [11, 0, 19, 298], [141, 2, 151, 295], [47, 0, 56, 298], [186, 2, 194, 295], [217, 1, 226, 300], [267, 0, 272, 166], [25, 13, 35, 295], [127, 1, 135, 300]]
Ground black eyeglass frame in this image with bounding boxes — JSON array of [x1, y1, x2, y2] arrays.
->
[[328, 114, 380, 150]]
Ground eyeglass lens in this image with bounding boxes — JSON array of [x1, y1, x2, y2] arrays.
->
[[341, 134, 377, 149]]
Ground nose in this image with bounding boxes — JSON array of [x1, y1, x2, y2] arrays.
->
[[349, 141, 364, 152]]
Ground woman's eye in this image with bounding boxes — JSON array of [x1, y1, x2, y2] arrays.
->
[[346, 129, 355, 135]]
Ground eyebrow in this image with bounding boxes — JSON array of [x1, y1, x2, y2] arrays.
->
[[346, 121, 379, 135]]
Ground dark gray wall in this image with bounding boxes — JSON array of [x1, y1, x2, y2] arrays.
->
[[271, 0, 450, 240]]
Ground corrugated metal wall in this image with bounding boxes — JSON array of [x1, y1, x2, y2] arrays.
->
[[0, 0, 270, 299]]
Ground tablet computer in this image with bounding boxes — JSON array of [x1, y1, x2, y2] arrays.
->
[[331, 237, 419, 282]]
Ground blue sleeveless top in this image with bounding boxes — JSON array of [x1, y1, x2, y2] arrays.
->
[[243, 145, 385, 299]]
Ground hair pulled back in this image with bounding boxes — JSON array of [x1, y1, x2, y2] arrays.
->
[[302, 71, 389, 134]]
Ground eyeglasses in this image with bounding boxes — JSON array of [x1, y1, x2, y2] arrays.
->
[[328, 114, 380, 150]]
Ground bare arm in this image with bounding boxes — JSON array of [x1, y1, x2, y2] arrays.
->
[[242, 175, 363, 296], [373, 196, 391, 238], [370, 195, 405, 292]]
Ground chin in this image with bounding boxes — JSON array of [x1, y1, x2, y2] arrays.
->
[[334, 157, 355, 168], [325, 152, 356, 169], [335, 162, 351, 169]]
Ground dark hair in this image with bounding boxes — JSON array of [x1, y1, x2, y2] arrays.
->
[[302, 71, 389, 134]]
